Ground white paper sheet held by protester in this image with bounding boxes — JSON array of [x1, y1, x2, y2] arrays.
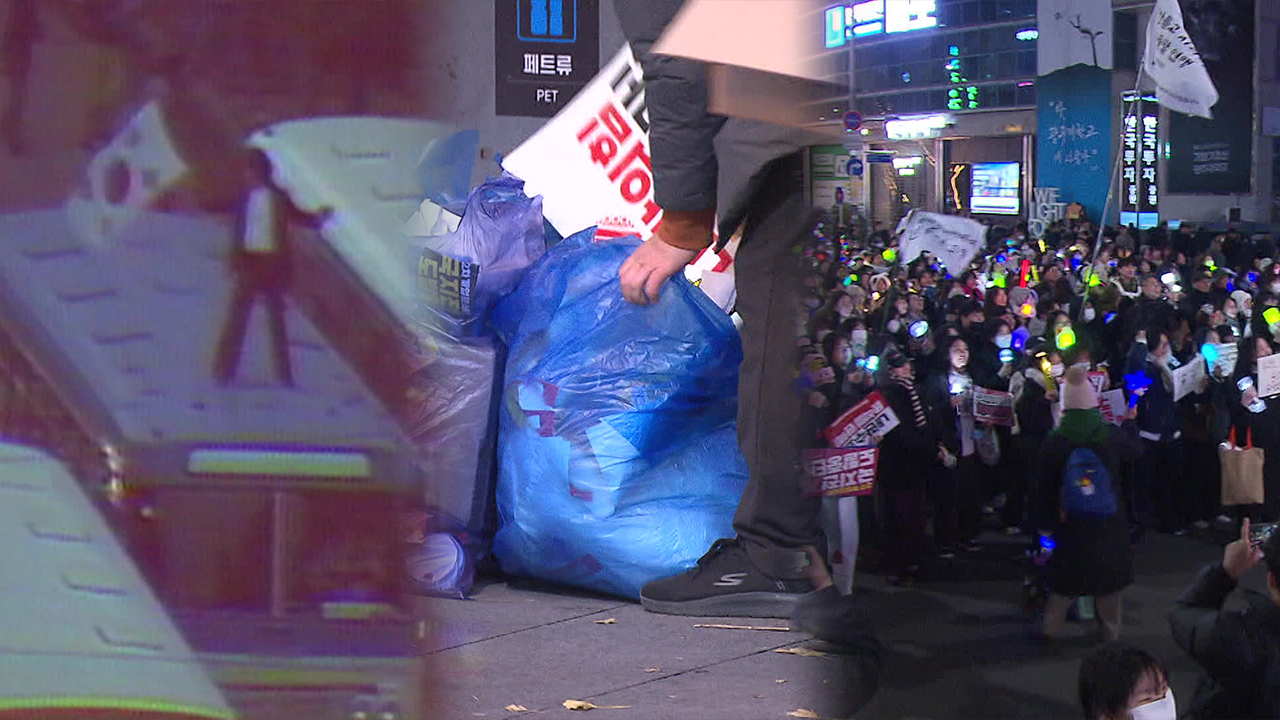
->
[[65, 101, 189, 249], [1258, 353, 1280, 398], [502, 46, 662, 242], [1097, 389, 1126, 426], [1213, 342, 1238, 378], [1171, 355, 1206, 402], [1142, 0, 1220, 119], [897, 211, 987, 275]]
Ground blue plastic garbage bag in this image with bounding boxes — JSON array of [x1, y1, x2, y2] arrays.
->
[[489, 229, 749, 599], [415, 128, 479, 215], [411, 172, 546, 338]]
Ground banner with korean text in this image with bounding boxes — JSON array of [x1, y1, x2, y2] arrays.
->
[[824, 391, 900, 449], [802, 447, 878, 498], [1035, 64, 1113, 224], [503, 45, 659, 242]]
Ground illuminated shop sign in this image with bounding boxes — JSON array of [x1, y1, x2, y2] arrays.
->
[[825, 1, 938, 42], [894, 156, 923, 175], [1120, 96, 1159, 229], [885, 113, 949, 139], [826, 5, 847, 48]]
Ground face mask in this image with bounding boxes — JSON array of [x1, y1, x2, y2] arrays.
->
[[887, 319, 901, 334], [851, 329, 869, 346], [1226, 306, 1238, 318], [1128, 689, 1176, 720], [1083, 307, 1096, 322], [1050, 363, 1065, 377], [1244, 306, 1253, 317], [1269, 282, 1280, 294], [995, 333, 1013, 349]]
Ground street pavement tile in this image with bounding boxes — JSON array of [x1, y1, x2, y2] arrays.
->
[[429, 599, 809, 717], [412, 579, 631, 653]]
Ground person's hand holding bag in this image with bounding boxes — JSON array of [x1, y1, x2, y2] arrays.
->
[[619, 209, 711, 305]]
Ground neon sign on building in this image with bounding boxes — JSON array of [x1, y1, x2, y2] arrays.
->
[[825, 1, 939, 46]]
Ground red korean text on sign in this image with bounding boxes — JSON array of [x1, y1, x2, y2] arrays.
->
[[577, 100, 662, 235], [802, 447, 879, 498]]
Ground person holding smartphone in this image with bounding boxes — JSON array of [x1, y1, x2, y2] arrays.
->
[[1168, 518, 1280, 718]]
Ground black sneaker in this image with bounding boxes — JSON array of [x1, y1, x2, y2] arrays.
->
[[639, 538, 816, 618]]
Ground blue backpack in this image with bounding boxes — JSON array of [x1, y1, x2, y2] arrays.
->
[[1061, 447, 1118, 519]]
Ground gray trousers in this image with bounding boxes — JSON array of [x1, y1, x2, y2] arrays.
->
[[729, 154, 822, 580]]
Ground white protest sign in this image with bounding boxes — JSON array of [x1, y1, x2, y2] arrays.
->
[[1172, 354, 1207, 401], [1142, 0, 1220, 119], [1087, 371, 1108, 395], [1097, 389, 1127, 426], [1213, 342, 1238, 378], [1258, 353, 1280, 398], [503, 46, 661, 242], [824, 391, 900, 449], [898, 211, 987, 276]]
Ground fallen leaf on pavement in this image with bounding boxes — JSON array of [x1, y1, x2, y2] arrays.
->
[[595, 618, 618, 625], [694, 623, 790, 632], [775, 679, 788, 684], [643, 667, 661, 673], [504, 705, 529, 712], [775, 647, 829, 657], [563, 700, 632, 711], [787, 710, 822, 719]]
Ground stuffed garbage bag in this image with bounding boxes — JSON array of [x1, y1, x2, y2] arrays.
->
[[490, 229, 748, 599], [412, 172, 546, 338]]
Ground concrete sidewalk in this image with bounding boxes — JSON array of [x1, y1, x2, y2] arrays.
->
[[414, 522, 1251, 720], [415, 579, 875, 720]]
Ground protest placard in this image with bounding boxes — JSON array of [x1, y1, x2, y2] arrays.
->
[[502, 46, 660, 242], [801, 447, 878, 498], [1087, 371, 1108, 395], [824, 391, 900, 448], [1258, 353, 1280, 398], [1097, 389, 1126, 426], [1214, 342, 1238, 377], [1172, 355, 1206, 401], [973, 387, 1015, 427]]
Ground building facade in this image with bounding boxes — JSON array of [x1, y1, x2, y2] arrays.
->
[[814, 0, 1277, 233]]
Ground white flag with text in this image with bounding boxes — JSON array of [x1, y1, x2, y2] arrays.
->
[[1142, 0, 1220, 119]]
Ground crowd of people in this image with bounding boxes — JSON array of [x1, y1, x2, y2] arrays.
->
[[790, 212, 1280, 716]]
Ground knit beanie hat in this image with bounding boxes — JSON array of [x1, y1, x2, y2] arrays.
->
[[1062, 364, 1098, 410], [1231, 289, 1252, 311]]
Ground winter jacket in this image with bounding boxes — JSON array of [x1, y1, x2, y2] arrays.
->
[[1126, 341, 1184, 442], [924, 371, 972, 455], [875, 380, 936, 490], [1169, 564, 1280, 719], [613, 0, 826, 247], [1015, 368, 1056, 442], [971, 341, 1012, 392], [1183, 374, 1230, 445], [1033, 410, 1141, 596]]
